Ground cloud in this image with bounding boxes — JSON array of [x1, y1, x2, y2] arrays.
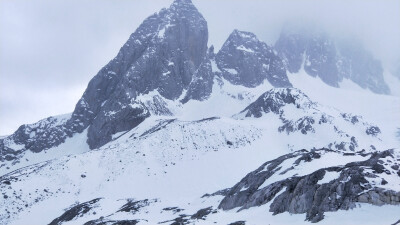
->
[[0, 0, 399, 135]]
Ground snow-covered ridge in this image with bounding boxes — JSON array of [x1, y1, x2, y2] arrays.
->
[[235, 88, 383, 152], [0, 113, 72, 160]]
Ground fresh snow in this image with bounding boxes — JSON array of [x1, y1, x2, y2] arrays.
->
[[289, 68, 400, 150], [0, 128, 90, 176], [237, 45, 254, 53], [224, 68, 238, 75], [158, 27, 166, 38], [210, 59, 221, 72], [317, 171, 341, 184]]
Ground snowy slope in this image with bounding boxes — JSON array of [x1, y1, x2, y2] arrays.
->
[[1, 53, 399, 225], [1, 83, 398, 224], [2, 144, 399, 224], [1, 0, 399, 224], [289, 68, 400, 150], [0, 114, 90, 176]]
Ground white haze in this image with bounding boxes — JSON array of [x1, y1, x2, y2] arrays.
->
[[0, 0, 399, 135]]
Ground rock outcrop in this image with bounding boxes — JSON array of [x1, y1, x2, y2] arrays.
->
[[216, 30, 292, 88], [236, 88, 381, 152], [219, 149, 400, 222]]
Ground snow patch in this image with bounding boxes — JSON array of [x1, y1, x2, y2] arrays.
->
[[237, 45, 254, 53], [317, 171, 341, 184], [224, 68, 238, 75]]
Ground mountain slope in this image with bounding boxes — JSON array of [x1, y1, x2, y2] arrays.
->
[[0, 86, 393, 224], [1, 0, 399, 224]]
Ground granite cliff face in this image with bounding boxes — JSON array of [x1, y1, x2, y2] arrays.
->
[[219, 149, 400, 222], [76, 0, 209, 149], [275, 24, 390, 94], [216, 30, 292, 88]]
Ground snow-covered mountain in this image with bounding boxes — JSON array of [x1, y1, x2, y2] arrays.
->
[[1, 0, 399, 224], [275, 22, 390, 94]]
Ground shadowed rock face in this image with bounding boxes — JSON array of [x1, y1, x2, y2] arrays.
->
[[216, 30, 292, 88], [0, 114, 72, 159], [181, 46, 216, 103], [219, 149, 400, 223], [275, 24, 389, 94], [49, 198, 102, 225]]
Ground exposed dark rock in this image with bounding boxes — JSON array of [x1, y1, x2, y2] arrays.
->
[[162, 207, 184, 214], [0, 115, 71, 159], [366, 126, 381, 136], [216, 30, 291, 88], [228, 221, 246, 225], [239, 88, 310, 118], [118, 199, 152, 213], [49, 198, 102, 225], [181, 47, 215, 103], [279, 116, 315, 135], [219, 149, 400, 223], [84, 219, 139, 225], [202, 188, 231, 198], [2, 180, 11, 185], [159, 206, 215, 224], [190, 206, 214, 220]]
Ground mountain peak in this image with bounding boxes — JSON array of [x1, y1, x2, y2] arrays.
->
[[238, 88, 312, 118], [170, 0, 199, 14], [216, 29, 291, 88], [0, 0, 209, 152], [230, 29, 258, 40], [172, 0, 193, 6]]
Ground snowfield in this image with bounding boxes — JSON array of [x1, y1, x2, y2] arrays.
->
[[1, 72, 400, 224]]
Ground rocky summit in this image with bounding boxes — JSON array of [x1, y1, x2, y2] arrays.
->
[[1, 0, 399, 224], [275, 23, 390, 94], [216, 29, 292, 88]]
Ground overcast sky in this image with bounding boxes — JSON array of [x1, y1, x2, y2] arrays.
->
[[1, 0, 399, 135]]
